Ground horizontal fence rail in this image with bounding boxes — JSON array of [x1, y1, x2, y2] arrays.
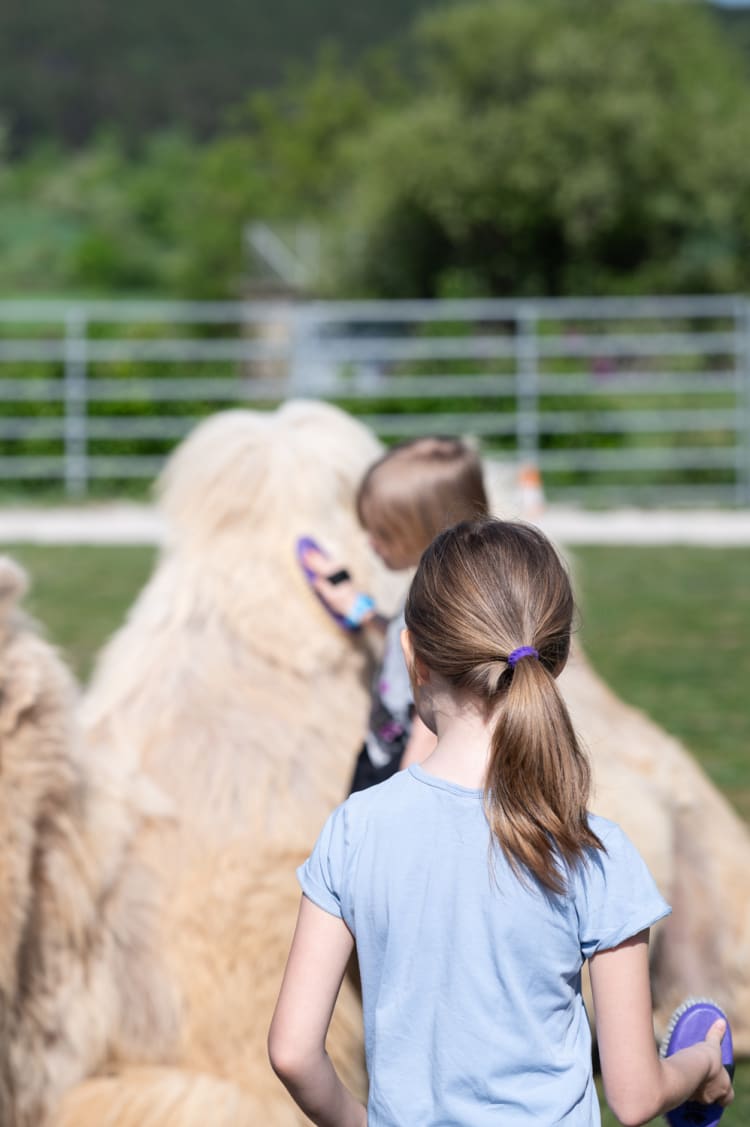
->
[[0, 295, 748, 505]]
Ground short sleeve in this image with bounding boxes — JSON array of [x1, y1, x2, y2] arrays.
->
[[576, 820, 671, 958], [297, 803, 348, 919]]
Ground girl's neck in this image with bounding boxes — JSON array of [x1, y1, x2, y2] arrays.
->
[[418, 693, 494, 791]]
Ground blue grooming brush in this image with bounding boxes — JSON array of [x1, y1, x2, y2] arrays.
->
[[660, 998, 734, 1127]]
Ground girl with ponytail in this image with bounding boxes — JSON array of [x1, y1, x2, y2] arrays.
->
[[270, 519, 734, 1127]]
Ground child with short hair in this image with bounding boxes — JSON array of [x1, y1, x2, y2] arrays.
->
[[304, 435, 489, 792], [271, 518, 734, 1126]]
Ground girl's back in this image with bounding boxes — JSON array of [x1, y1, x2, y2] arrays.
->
[[299, 764, 667, 1126], [271, 518, 734, 1127]]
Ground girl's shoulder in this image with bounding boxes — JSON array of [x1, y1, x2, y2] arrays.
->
[[337, 767, 441, 847], [586, 811, 631, 849], [575, 812, 671, 954], [577, 815, 654, 883], [344, 767, 415, 819]]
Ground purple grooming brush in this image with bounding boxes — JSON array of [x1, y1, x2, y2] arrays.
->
[[660, 999, 734, 1127], [295, 536, 356, 631]]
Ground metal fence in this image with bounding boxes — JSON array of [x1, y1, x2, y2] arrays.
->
[[0, 295, 748, 505]]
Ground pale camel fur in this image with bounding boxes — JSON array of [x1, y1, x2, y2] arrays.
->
[[58, 401, 392, 1125], [4, 401, 748, 1127], [0, 556, 176, 1127]]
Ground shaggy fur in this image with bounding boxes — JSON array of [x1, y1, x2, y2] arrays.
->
[[2, 400, 748, 1127], [0, 557, 176, 1127], [60, 402, 393, 1124]]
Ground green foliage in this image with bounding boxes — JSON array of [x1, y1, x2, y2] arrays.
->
[[0, 51, 397, 297], [206, 49, 402, 296], [3, 0, 750, 299], [233, 48, 399, 217], [0, 133, 200, 294], [338, 0, 750, 297]]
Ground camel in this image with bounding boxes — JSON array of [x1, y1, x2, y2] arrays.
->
[[0, 400, 746, 1127]]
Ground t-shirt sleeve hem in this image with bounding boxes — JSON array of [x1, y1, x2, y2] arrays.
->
[[296, 866, 344, 919], [586, 904, 672, 956]]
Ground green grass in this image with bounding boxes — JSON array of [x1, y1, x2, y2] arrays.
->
[[3, 544, 156, 681], [575, 545, 750, 1126], [574, 546, 750, 826], [2, 540, 748, 1124]]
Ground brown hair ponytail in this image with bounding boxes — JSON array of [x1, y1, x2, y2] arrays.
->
[[404, 518, 602, 894]]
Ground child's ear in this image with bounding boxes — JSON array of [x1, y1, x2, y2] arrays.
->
[[400, 627, 414, 672], [400, 629, 429, 685]]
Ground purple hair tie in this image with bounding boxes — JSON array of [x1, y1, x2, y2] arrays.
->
[[507, 645, 539, 667]]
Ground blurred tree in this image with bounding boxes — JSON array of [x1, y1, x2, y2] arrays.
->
[[164, 48, 400, 297], [0, 132, 202, 294], [3, 0, 750, 299], [335, 0, 750, 296], [0, 49, 399, 297]]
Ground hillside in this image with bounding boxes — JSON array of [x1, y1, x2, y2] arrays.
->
[[0, 0, 445, 151]]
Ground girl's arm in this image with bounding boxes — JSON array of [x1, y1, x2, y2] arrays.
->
[[268, 895, 366, 1127], [590, 930, 734, 1127]]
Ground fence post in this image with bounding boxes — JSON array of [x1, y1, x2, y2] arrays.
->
[[63, 307, 89, 498], [515, 304, 540, 465], [287, 304, 327, 398], [741, 298, 750, 507]]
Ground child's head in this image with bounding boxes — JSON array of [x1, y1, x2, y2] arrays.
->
[[404, 517, 601, 892], [356, 437, 488, 570], [405, 518, 573, 688]]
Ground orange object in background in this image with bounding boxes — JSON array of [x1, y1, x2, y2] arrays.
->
[[518, 463, 545, 519]]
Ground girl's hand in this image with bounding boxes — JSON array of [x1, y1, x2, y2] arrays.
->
[[303, 547, 360, 619], [689, 1019, 735, 1108], [303, 547, 379, 630]]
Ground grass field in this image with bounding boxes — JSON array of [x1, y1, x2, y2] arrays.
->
[[2, 540, 748, 1125], [574, 545, 750, 827]]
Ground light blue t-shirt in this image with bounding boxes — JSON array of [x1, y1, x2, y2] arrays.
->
[[298, 763, 671, 1127]]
